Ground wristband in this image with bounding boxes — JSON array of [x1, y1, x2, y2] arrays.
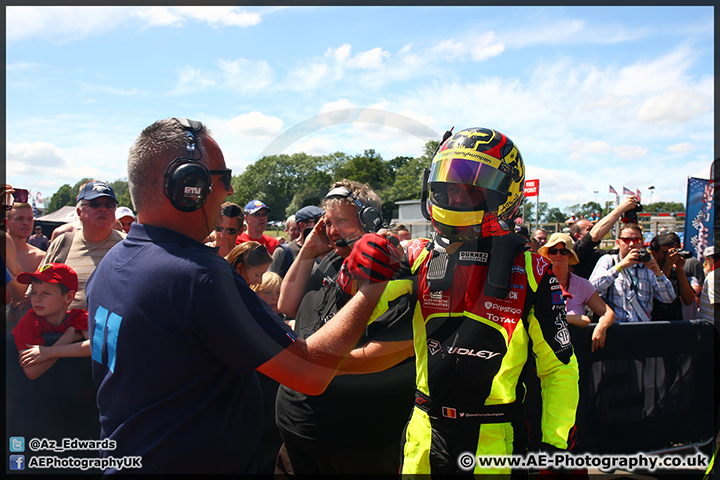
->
[[615, 264, 623, 273]]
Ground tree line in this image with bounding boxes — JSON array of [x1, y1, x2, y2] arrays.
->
[[42, 140, 684, 222], [521, 200, 685, 226]]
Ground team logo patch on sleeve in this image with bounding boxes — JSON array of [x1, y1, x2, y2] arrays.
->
[[458, 251, 488, 263], [534, 256, 550, 277]]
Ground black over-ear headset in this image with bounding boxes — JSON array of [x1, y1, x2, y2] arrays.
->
[[164, 118, 213, 212], [324, 186, 383, 233]]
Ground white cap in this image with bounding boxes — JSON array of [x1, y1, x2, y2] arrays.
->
[[703, 246, 717, 257], [115, 206, 135, 220]]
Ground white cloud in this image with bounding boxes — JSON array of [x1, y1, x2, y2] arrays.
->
[[169, 66, 218, 95], [227, 112, 284, 139], [431, 39, 462, 56], [667, 142, 693, 154], [7, 7, 129, 44], [637, 89, 712, 124], [327, 44, 352, 62], [349, 47, 390, 69], [79, 83, 140, 96], [218, 58, 274, 92], [326, 44, 390, 69], [471, 32, 505, 61], [320, 99, 357, 114], [613, 145, 648, 158], [613, 45, 696, 97], [568, 140, 611, 160], [7, 6, 266, 44], [172, 7, 262, 28], [284, 61, 332, 91], [501, 19, 586, 48], [289, 138, 332, 156], [430, 32, 504, 62], [7, 141, 69, 170], [133, 7, 183, 27], [6, 62, 41, 72]]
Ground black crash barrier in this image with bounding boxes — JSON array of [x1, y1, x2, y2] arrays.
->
[[525, 320, 718, 456], [6, 333, 100, 474]]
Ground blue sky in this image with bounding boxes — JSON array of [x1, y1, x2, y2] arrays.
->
[[6, 6, 714, 212]]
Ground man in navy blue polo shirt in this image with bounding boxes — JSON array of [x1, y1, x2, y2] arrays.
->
[[86, 118, 394, 474]]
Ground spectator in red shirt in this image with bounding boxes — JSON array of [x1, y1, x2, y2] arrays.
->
[[236, 200, 279, 254]]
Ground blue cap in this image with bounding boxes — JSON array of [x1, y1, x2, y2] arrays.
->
[[295, 205, 324, 224], [76, 181, 117, 203], [244, 200, 270, 215]]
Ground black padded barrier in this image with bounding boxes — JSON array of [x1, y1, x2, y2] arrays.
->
[[524, 320, 718, 457]]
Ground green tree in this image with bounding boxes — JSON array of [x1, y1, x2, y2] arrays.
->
[[229, 152, 341, 221], [521, 201, 548, 226], [333, 149, 391, 193], [45, 184, 75, 214], [230, 154, 297, 220], [285, 171, 333, 217], [383, 156, 430, 204], [564, 201, 601, 220], [72, 178, 94, 195], [545, 207, 566, 223], [109, 179, 132, 209], [644, 201, 684, 213]]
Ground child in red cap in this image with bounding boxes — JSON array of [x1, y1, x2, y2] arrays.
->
[[11, 263, 89, 380]]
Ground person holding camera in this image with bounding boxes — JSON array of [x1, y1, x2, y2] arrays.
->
[[649, 232, 697, 321], [569, 195, 640, 279], [589, 223, 674, 322]]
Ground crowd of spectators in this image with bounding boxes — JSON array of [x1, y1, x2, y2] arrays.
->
[[3, 117, 716, 476]]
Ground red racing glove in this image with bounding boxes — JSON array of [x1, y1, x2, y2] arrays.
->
[[340, 233, 402, 290]]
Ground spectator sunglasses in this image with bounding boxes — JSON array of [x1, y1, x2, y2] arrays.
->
[[215, 226, 239, 235], [547, 247, 571, 256]]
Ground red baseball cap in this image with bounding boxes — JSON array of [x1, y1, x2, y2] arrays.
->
[[17, 263, 79, 292]]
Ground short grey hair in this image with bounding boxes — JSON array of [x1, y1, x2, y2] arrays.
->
[[127, 118, 209, 213], [284, 215, 296, 229]]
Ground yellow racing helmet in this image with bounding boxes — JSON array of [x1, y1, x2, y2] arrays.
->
[[427, 127, 525, 242]]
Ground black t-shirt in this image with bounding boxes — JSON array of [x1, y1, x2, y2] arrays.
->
[[573, 233, 603, 279], [651, 267, 683, 321], [275, 251, 415, 444]]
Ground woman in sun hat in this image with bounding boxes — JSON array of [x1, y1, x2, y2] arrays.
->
[[539, 232, 615, 352]]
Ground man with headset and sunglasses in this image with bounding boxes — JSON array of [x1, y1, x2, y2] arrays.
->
[[274, 179, 415, 475], [85, 118, 400, 474]]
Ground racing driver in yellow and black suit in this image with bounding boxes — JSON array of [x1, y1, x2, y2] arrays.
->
[[338, 127, 579, 476]]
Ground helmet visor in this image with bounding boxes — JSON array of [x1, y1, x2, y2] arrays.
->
[[428, 156, 511, 194]]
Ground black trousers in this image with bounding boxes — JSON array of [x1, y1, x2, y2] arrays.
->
[[274, 427, 402, 476]]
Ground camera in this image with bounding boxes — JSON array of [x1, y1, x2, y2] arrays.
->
[[621, 203, 643, 224], [676, 250, 693, 259], [636, 249, 652, 262]]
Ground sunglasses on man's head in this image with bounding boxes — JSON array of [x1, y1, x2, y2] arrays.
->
[[215, 226, 239, 235], [547, 247, 571, 256]]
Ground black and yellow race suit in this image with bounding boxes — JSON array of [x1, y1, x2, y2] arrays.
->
[[385, 237, 579, 476]]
